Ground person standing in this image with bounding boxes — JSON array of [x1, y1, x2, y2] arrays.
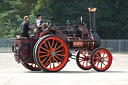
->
[[21, 16, 31, 38]]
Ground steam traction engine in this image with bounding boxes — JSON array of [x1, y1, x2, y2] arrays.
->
[[12, 8, 112, 72]]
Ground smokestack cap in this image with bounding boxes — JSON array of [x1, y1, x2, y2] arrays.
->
[[88, 8, 97, 12]]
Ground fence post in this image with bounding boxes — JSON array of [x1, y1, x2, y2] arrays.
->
[[119, 39, 121, 53]]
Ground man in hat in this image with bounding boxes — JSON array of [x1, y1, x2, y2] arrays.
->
[[34, 14, 45, 37]]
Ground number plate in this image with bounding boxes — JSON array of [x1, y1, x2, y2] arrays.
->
[[73, 42, 83, 47]]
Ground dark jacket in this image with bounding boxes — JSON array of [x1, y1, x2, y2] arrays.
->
[[21, 21, 30, 37]]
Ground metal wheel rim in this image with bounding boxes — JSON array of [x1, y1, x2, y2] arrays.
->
[[78, 50, 92, 69], [37, 36, 68, 71], [92, 49, 112, 70]]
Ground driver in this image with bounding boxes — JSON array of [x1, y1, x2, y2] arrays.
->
[[34, 14, 45, 37]]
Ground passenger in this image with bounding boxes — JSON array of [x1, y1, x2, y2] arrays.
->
[[34, 14, 45, 37], [21, 16, 31, 38]]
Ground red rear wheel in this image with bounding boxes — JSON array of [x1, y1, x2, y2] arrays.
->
[[90, 48, 112, 72], [34, 35, 69, 72], [22, 62, 41, 71], [76, 50, 92, 70]]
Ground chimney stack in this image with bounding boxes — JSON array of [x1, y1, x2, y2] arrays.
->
[[88, 8, 97, 32]]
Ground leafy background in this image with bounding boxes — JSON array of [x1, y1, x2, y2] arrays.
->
[[0, 0, 128, 39]]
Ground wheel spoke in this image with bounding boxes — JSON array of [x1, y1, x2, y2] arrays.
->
[[44, 41, 49, 49], [86, 61, 88, 66], [87, 60, 90, 65], [94, 60, 98, 64], [81, 52, 86, 57], [99, 51, 101, 57], [45, 57, 51, 66], [79, 57, 84, 59], [56, 45, 62, 51], [79, 60, 83, 62], [40, 54, 48, 58], [54, 41, 58, 49], [56, 50, 63, 53], [102, 62, 106, 67], [83, 61, 85, 65], [41, 56, 48, 63], [41, 47, 49, 52], [101, 63, 102, 68], [49, 59, 51, 68], [93, 57, 98, 59], [39, 51, 47, 54], [54, 57, 60, 65], [34, 64, 36, 68], [52, 57, 55, 68], [56, 54, 64, 56], [103, 52, 105, 58], [55, 55, 62, 61], [47, 40, 51, 49], [104, 56, 108, 58], [52, 39, 55, 48], [104, 60, 108, 62], [97, 61, 100, 67], [96, 53, 100, 57]]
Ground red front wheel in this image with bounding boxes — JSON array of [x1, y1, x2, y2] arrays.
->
[[90, 48, 112, 72], [76, 50, 92, 70]]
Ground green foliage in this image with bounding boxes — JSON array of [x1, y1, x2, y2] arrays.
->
[[0, 0, 128, 39]]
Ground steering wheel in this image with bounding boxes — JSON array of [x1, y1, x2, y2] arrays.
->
[[42, 19, 57, 31]]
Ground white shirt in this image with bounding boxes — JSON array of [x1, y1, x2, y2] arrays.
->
[[36, 19, 42, 26]]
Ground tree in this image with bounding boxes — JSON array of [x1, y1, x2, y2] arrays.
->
[[0, 0, 39, 37], [0, 0, 128, 39]]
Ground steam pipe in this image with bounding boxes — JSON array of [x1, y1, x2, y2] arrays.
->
[[88, 8, 97, 32], [88, 8, 101, 49]]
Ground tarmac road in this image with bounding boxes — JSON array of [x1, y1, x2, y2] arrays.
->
[[0, 53, 128, 85]]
